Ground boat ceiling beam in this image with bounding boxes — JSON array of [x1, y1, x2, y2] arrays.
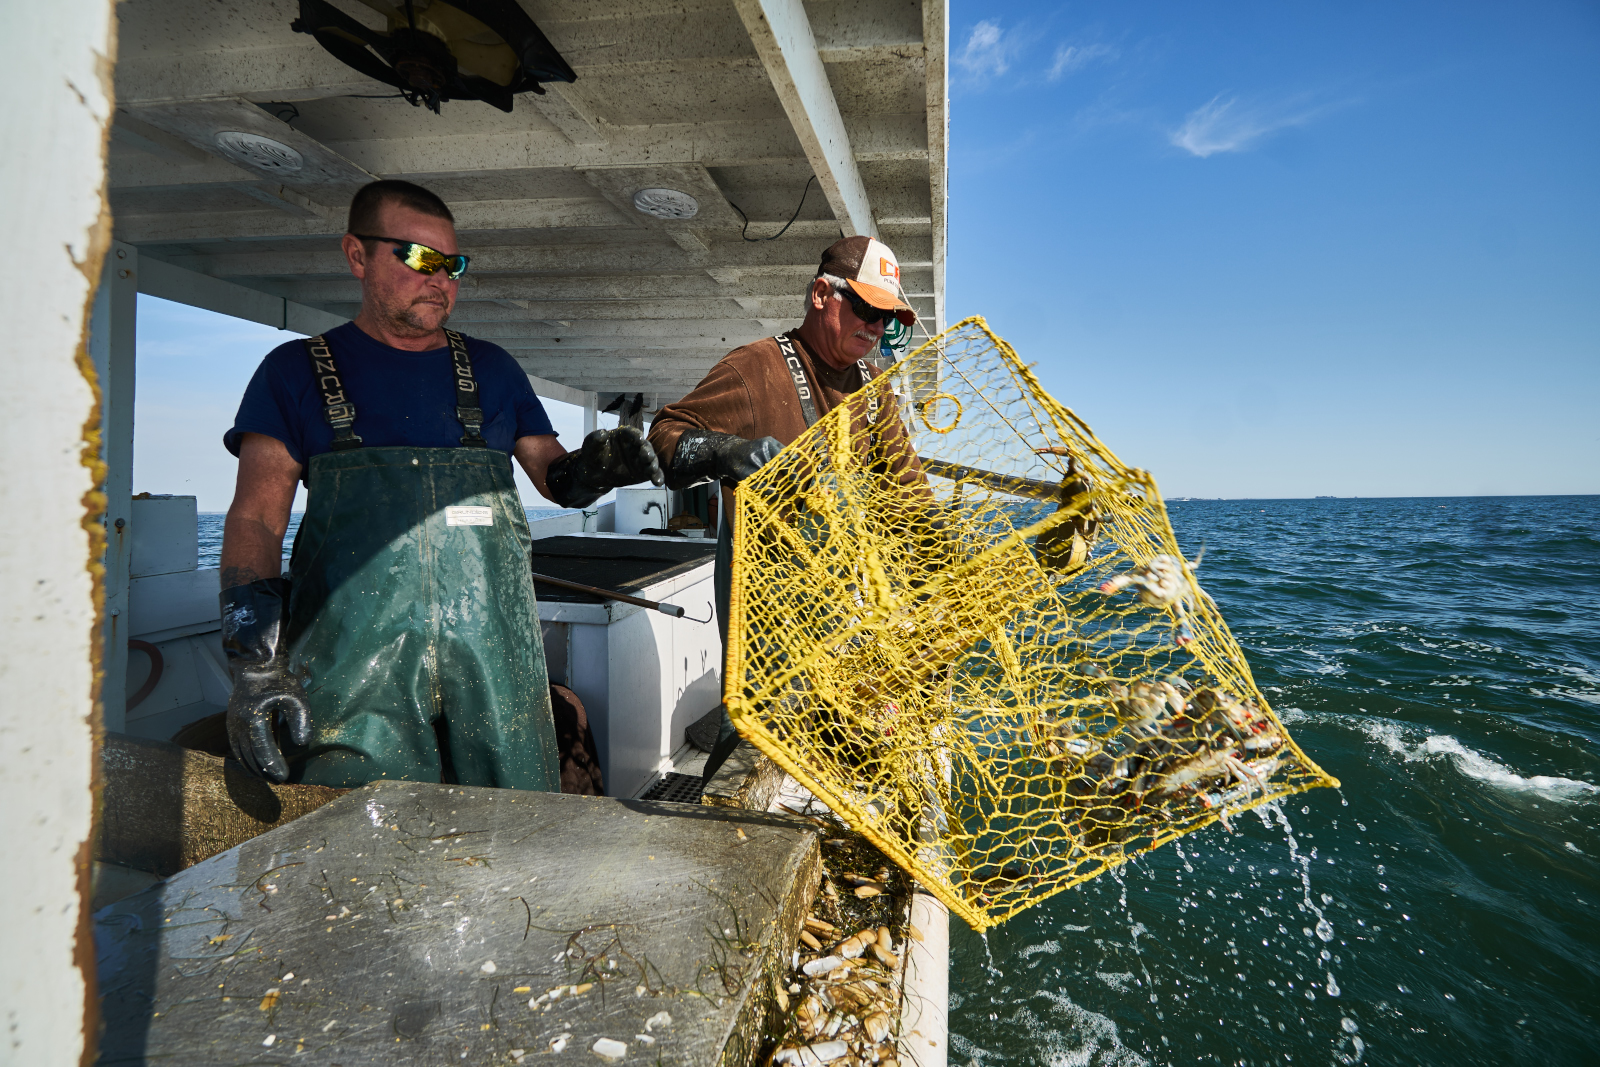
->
[[125, 98, 376, 186], [227, 295, 917, 323], [513, 368, 722, 392], [107, 112, 926, 192], [152, 236, 934, 279], [734, 0, 878, 238], [297, 297, 935, 327], [112, 198, 625, 244], [138, 255, 342, 336], [522, 372, 594, 410], [321, 114, 925, 176]]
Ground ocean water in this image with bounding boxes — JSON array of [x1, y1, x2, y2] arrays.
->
[[947, 496, 1599, 1066], [195, 508, 577, 569]]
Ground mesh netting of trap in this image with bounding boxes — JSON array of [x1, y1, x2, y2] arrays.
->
[[725, 316, 1339, 931]]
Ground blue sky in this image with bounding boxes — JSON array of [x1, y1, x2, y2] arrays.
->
[[131, 0, 1597, 506], [943, 0, 1598, 497]]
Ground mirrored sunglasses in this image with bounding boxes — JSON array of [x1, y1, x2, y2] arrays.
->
[[352, 234, 470, 280]]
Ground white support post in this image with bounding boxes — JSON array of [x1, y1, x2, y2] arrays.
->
[[581, 393, 601, 533], [0, 0, 118, 1060], [924, 0, 949, 334], [89, 240, 139, 734], [733, 0, 878, 237], [899, 892, 950, 1067]]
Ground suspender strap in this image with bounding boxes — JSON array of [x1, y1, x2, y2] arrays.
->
[[447, 329, 487, 448], [775, 332, 878, 429], [856, 358, 880, 426], [305, 334, 363, 450], [775, 332, 820, 428]]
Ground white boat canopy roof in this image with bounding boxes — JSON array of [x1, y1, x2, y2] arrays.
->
[[109, 0, 948, 408]]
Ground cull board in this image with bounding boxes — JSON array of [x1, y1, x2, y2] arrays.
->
[[96, 781, 820, 1066]]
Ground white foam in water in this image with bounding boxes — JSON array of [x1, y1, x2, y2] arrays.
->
[[1028, 991, 1151, 1067], [1358, 721, 1599, 800], [1019, 940, 1062, 960], [947, 1031, 992, 1062]]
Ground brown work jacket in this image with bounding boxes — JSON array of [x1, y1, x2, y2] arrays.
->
[[648, 331, 930, 521]]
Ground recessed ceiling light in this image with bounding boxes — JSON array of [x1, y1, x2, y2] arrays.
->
[[632, 188, 699, 220], [214, 131, 304, 173]]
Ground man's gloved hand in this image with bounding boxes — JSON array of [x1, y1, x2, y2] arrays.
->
[[546, 426, 664, 509], [220, 577, 311, 783], [665, 429, 783, 490]]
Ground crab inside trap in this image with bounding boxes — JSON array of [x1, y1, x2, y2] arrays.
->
[[724, 316, 1338, 931]]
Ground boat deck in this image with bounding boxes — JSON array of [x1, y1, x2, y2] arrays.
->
[[96, 781, 821, 1066]]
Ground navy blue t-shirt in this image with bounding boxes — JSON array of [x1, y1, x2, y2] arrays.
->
[[225, 322, 555, 478]]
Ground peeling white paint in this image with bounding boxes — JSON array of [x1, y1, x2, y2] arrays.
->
[[0, 0, 119, 1062]]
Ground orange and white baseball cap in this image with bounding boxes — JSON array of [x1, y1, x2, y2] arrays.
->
[[818, 236, 917, 326]]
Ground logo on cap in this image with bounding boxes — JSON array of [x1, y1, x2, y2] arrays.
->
[[879, 258, 900, 282]]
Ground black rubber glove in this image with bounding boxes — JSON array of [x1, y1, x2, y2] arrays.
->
[[546, 426, 664, 509], [220, 578, 311, 783], [665, 429, 783, 490]]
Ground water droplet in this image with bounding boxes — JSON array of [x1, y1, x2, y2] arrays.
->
[[1316, 918, 1335, 942], [1341, 1017, 1359, 1033], [1321, 893, 1334, 905], [1326, 973, 1340, 997]]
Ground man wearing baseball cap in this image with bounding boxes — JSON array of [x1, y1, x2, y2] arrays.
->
[[648, 235, 922, 779]]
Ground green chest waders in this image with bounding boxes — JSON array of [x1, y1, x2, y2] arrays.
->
[[283, 331, 559, 791]]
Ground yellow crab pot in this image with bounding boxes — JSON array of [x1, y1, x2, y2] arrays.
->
[[725, 317, 1338, 931]]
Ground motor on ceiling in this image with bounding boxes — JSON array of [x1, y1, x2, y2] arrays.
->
[[291, 0, 576, 114]]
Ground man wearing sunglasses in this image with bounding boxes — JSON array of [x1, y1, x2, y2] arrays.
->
[[646, 235, 922, 780], [217, 179, 660, 788]]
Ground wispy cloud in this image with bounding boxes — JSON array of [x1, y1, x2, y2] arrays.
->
[[955, 20, 1014, 80], [1048, 42, 1116, 80], [1170, 94, 1325, 157]]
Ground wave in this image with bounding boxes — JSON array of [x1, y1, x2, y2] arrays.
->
[[1384, 731, 1599, 799], [1283, 708, 1598, 800]]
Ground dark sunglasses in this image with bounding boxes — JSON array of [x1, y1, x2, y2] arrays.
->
[[352, 234, 470, 280], [833, 283, 898, 325]]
